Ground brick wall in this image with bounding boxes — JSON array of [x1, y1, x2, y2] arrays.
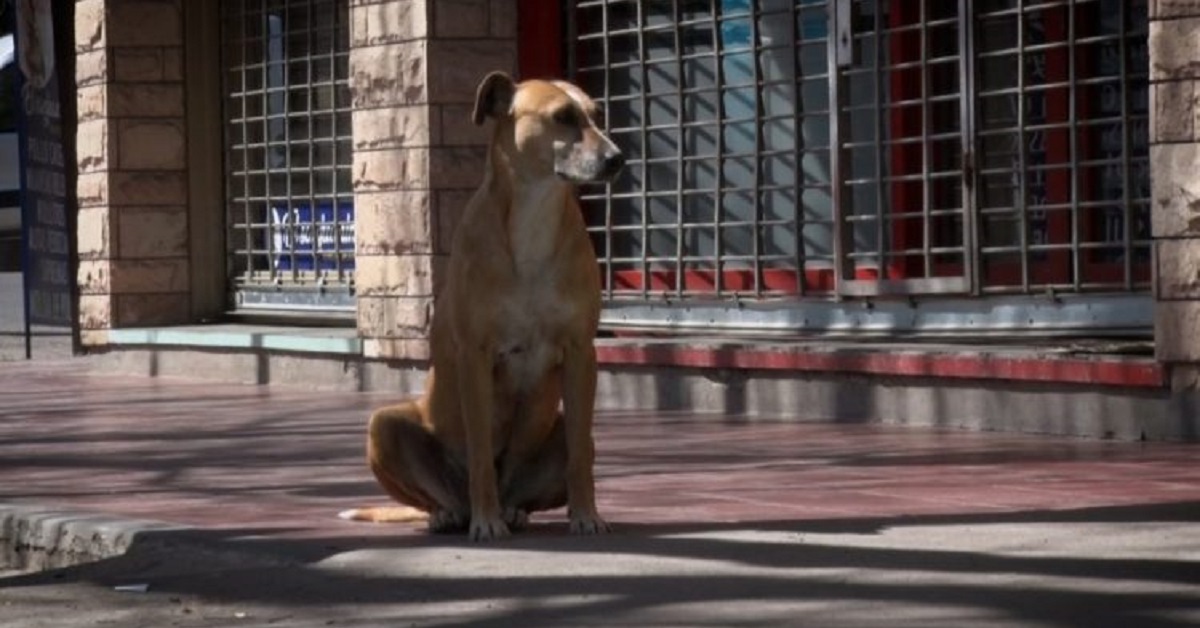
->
[[350, 0, 516, 361], [75, 0, 189, 345]]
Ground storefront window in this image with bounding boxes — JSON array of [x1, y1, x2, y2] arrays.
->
[[573, 0, 1149, 302], [222, 0, 354, 312]]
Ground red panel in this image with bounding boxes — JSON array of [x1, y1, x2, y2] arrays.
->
[[609, 268, 881, 295], [1040, 5, 1072, 284], [518, 0, 563, 79], [888, 1, 923, 279], [1073, 8, 1152, 287]]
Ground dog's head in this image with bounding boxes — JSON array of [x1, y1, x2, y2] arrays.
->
[[473, 72, 624, 184]]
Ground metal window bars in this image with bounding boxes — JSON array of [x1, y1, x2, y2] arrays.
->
[[572, 0, 1150, 335], [973, 0, 1150, 295], [221, 0, 355, 313]]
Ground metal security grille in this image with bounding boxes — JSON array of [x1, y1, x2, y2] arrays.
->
[[834, 0, 970, 297], [973, 0, 1150, 294], [571, 0, 1151, 335], [575, 0, 834, 298], [221, 0, 354, 312]]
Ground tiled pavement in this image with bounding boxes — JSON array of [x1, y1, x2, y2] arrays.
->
[[2, 359, 1196, 538], [1, 358, 1199, 627]]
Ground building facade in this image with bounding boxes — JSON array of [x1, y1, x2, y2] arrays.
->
[[74, 0, 521, 361], [64, 0, 1200, 438]]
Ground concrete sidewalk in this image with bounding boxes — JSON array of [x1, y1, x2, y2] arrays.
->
[[0, 359, 1198, 626]]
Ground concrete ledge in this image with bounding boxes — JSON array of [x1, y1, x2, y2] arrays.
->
[[106, 325, 362, 355], [100, 325, 1163, 389], [593, 365, 1195, 441], [597, 338, 1165, 388], [89, 346, 428, 393], [0, 504, 300, 578], [0, 504, 184, 574], [82, 328, 1198, 441]]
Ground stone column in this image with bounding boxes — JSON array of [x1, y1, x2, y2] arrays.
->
[[75, 0, 189, 346], [1151, 2, 1200, 388], [350, 0, 516, 362]]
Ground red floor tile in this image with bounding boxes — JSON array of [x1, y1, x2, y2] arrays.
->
[[1, 360, 1197, 539]]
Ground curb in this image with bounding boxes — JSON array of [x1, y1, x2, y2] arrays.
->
[[0, 504, 187, 574]]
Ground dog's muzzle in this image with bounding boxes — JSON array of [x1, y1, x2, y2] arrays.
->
[[554, 138, 624, 182]]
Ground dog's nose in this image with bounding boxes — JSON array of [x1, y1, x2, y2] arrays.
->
[[602, 151, 625, 178]]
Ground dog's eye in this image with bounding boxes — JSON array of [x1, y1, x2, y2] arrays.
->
[[552, 107, 579, 126]]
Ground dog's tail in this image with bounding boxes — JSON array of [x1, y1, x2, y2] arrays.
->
[[338, 505, 429, 524]]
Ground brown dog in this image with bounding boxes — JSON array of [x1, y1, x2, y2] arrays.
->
[[341, 72, 624, 541]]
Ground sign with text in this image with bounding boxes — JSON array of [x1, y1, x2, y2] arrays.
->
[[15, 0, 73, 327], [270, 203, 356, 272]]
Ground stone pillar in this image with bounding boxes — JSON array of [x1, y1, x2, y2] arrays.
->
[[1151, 2, 1200, 387], [350, 0, 516, 361], [427, 0, 518, 268], [75, 0, 189, 346]]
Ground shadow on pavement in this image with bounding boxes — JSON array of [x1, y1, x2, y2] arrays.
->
[[4, 500, 1198, 628]]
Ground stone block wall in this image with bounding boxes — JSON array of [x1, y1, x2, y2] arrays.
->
[[75, 0, 189, 345], [350, 0, 516, 361], [72, 0, 517, 354], [1151, 2, 1200, 387]]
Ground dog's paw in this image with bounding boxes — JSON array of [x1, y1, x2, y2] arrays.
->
[[502, 507, 529, 531], [569, 511, 611, 535], [428, 509, 468, 534], [469, 515, 511, 542]]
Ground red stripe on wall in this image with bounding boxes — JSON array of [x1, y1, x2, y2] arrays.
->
[[595, 343, 1165, 388]]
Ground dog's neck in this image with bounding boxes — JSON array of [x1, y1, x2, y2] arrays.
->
[[509, 176, 570, 278], [488, 146, 572, 277]]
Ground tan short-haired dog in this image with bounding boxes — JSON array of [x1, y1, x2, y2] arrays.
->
[[341, 72, 624, 541]]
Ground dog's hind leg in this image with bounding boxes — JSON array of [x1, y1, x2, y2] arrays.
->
[[367, 402, 470, 531], [499, 413, 569, 527]]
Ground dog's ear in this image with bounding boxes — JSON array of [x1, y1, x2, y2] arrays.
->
[[472, 71, 516, 126]]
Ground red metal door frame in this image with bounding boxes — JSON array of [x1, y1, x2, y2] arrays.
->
[[518, 0, 564, 79]]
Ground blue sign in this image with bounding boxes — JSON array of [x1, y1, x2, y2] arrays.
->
[[15, 0, 73, 329], [270, 202, 355, 271]]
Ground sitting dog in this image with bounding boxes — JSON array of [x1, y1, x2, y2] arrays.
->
[[341, 72, 624, 541]]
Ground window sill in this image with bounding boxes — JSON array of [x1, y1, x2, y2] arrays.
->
[[106, 324, 361, 356]]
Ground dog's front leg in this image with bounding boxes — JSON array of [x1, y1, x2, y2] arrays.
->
[[458, 345, 509, 541], [561, 340, 609, 534]]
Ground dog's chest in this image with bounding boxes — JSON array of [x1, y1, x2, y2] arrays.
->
[[494, 279, 574, 392]]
